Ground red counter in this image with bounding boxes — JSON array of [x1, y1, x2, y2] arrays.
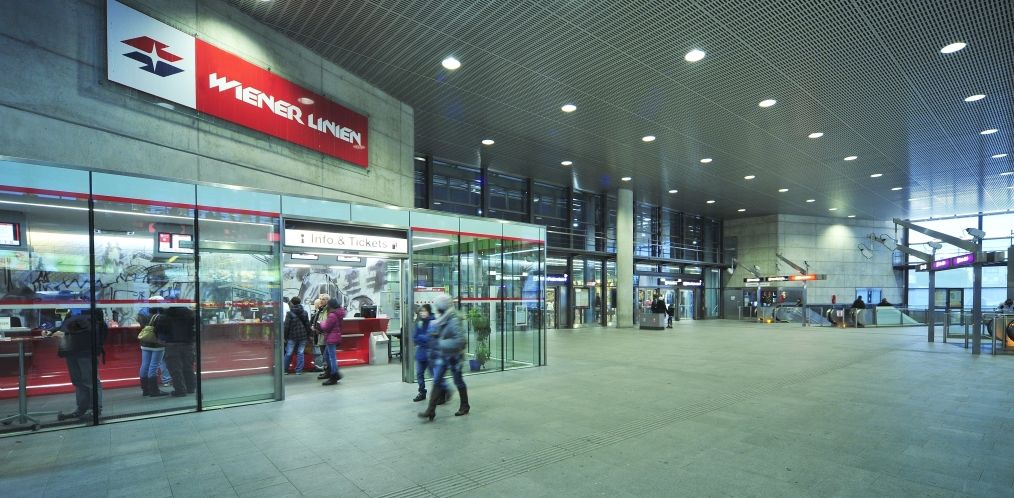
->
[[289, 317, 391, 370]]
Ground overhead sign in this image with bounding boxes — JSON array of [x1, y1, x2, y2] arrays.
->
[[743, 274, 826, 283], [284, 229, 407, 254], [107, 0, 369, 167], [545, 274, 568, 284], [917, 251, 1007, 272], [660, 278, 703, 287]]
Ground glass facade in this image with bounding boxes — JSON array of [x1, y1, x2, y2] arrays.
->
[[0, 160, 547, 436]]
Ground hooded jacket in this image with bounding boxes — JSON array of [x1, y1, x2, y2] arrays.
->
[[318, 307, 346, 345], [283, 304, 310, 342], [413, 315, 433, 361], [429, 308, 464, 359]]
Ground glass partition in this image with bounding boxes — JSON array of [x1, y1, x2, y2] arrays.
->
[[1, 164, 92, 433], [196, 188, 280, 407], [502, 238, 542, 368]]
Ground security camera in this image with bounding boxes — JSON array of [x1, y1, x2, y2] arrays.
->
[[726, 267, 734, 275], [882, 239, 898, 251], [928, 241, 942, 250], [965, 228, 986, 239], [753, 265, 760, 272]]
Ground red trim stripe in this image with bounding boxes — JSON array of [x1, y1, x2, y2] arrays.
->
[[0, 185, 88, 200], [198, 205, 279, 218], [0, 299, 197, 305], [92, 194, 195, 211], [411, 227, 544, 244]]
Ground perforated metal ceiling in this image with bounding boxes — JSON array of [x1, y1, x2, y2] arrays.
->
[[227, 0, 1012, 221]]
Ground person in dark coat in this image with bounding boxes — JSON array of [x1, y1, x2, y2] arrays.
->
[[666, 301, 674, 328], [851, 297, 867, 328], [419, 294, 469, 420], [159, 306, 197, 397], [412, 304, 434, 402], [45, 309, 107, 420], [282, 297, 312, 375]]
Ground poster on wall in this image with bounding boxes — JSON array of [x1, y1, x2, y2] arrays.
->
[[574, 287, 589, 308], [515, 307, 527, 325], [106, 0, 369, 167], [282, 258, 393, 317]]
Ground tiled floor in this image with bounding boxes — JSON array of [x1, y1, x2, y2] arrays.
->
[[2, 320, 1013, 497]]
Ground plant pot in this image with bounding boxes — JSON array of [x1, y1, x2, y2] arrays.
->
[[468, 359, 481, 371]]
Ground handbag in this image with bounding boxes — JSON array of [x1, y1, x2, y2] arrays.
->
[[138, 315, 160, 343]]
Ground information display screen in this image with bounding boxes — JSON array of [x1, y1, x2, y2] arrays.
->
[[0, 222, 21, 246], [158, 232, 194, 254]]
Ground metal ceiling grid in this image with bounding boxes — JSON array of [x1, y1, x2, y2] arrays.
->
[[226, 0, 1012, 221]]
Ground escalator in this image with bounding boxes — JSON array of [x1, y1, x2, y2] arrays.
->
[[774, 306, 832, 326]]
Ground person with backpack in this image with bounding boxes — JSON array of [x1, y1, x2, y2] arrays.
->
[[158, 306, 197, 397], [282, 296, 312, 375], [44, 308, 107, 420], [418, 294, 469, 420], [137, 312, 170, 397], [412, 304, 434, 402], [314, 298, 346, 386]]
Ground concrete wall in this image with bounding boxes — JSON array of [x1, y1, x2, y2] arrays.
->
[[0, 0, 414, 207], [724, 215, 904, 304]]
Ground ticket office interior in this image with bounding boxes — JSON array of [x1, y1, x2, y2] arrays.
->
[[0, 160, 545, 436]]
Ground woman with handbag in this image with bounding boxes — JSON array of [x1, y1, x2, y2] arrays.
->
[[137, 312, 170, 397], [315, 298, 346, 386]]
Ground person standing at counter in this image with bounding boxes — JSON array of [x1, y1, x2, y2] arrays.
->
[[45, 309, 107, 420], [137, 313, 170, 397], [159, 306, 197, 397], [311, 294, 330, 379], [282, 297, 311, 375], [412, 304, 434, 402], [419, 294, 469, 420], [316, 298, 346, 386]]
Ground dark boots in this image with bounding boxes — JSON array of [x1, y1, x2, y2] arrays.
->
[[413, 390, 426, 402], [454, 387, 470, 416], [418, 384, 442, 421], [141, 376, 152, 396], [147, 377, 170, 397], [321, 372, 341, 385]]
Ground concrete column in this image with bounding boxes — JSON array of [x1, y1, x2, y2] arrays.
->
[[616, 189, 634, 328]]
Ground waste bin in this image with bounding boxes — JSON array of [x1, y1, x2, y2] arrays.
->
[[369, 331, 390, 365]]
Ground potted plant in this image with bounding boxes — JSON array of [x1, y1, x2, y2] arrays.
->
[[466, 307, 491, 371]]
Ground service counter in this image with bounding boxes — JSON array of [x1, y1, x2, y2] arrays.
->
[[294, 317, 390, 369]]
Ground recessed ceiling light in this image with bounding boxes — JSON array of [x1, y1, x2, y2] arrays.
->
[[848, 215, 856, 218], [642, 135, 656, 142], [844, 156, 858, 161], [298, 97, 314, 105], [706, 200, 715, 204], [442, 57, 461, 70], [737, 208, 746, 212], [993, 153, 1008, 158], [685, 49, 706, 62], [700, 158, 713, 163], [778, 188, 789, 192], [964, 94, 986, 102], [870, 173, 883, 178], [744, 175, 756, 180], [1001, 172, 1014, 176], [828, 208, 838, 211], [621, 177, 632, 181], [981, 129, 999, 135], [758, 99, 777, 107], [481, 139, 494, 145], [940, 42, 967, 53], [669, 189, 678, 194], [806, 199, 815, 203], [561, 104, 577, 113], [808, 132, 824, 138], [891, 187, 903, 190], [561, 160, 572, 166]]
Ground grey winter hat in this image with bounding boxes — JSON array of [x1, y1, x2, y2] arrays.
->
[[434, 294, 453, 312], [327, 298, 340, 309]]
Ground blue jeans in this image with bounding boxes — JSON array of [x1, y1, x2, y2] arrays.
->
[[159, 357, 171, 384], [140, 348, 165, 378], [325, 343, 339, 374], [431, 355, 465, 392], [65, 356, 102, 414], [415, 358, 433, 393], [283, 339, 307, 373]]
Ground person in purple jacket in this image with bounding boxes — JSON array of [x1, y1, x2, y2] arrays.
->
[[314, 298, 346, 386]]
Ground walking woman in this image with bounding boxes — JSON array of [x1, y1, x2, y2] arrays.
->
[[412, 304, 434, 402], [419, 294, 470, 420], [315, 297, 346, 385]]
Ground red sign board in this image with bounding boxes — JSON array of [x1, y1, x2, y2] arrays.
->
[[195, 40, 368, 167]]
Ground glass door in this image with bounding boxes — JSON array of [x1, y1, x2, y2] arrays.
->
[[196, 187, 280, 407]]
